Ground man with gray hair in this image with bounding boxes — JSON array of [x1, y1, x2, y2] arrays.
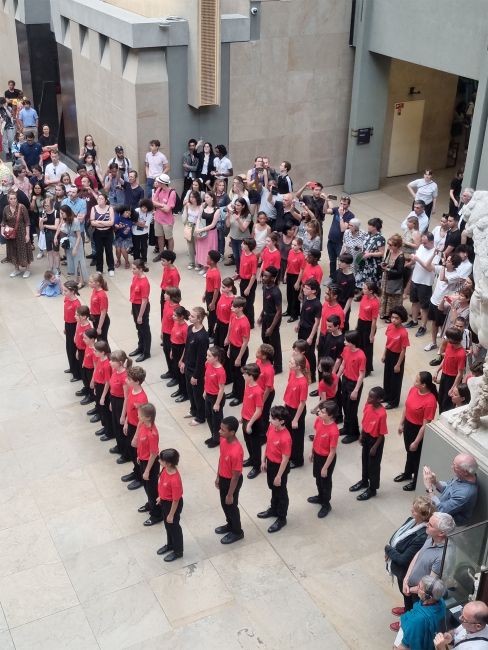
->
[[423, 454, 478, 526], [401, 200, 429, 234], [458, 187, 475, 231], [434, 601, 488, 650]]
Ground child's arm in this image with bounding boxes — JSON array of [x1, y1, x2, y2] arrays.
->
[[36, 281, 47, 297]]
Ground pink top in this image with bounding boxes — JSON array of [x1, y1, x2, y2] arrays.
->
[[154, 187, 176, 225]]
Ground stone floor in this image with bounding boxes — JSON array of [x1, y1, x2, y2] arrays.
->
[[0, 168, 456, 650]]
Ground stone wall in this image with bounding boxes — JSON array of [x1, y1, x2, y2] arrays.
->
[[0, 8, 22, 101]]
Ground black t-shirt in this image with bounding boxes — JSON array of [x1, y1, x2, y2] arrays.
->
[[4, 89, 20, 100], [450, 177, 462, 200], [333, 270, 356, 307], [303, 195, 325, 221], [299, 297, 322, 330], [443, 228, 461, 252], [320, 331, 345, 362], [183, 325, 209, 376], [274, 201, 300, 233], [262, 284, 282, 316], [38, 134, 57, 148]]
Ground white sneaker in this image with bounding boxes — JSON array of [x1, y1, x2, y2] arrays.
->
[[424, 342, 437, 352], [195, 265, 202, 272], [202, 272, 207, 278], [22, 270, 30, 278], [9, 270, 20, 277], [108, 270, 115, 277], [188, 263, 194, 270], [36, 251, 43, 259], [199, 269, 206, 275], [56, 268, 61, 275]]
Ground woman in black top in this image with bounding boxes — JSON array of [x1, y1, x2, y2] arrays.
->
[[38, 124, 57, 170], [182, 306, 209, 426], [39, 196, 60, 272], [449, 168, 464, 214], [196, 142, 215, 188], [379, 235, 405, 321], [90, 192, 115, 275]]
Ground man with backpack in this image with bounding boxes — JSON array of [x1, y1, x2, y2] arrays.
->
[[152, 173, 176, 260], [108, 146, 132, 181]]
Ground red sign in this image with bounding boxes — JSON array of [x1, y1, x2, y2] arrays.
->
[[395, 102, 404, 115]]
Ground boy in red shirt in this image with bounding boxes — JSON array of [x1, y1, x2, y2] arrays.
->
[[284, 237, 306, 322], [301, 250, 323, 290], [202, 250, 221, 340], [258, 405, 292, 533], [121, 366, 148, 489], [433, 327, 466, 413], [160, 250, 180, 319], [349, 387, 388, 501], [240, 363, 264, 479], [160, 286, 181, 384], [215, 416, 245, 545], [308, 400, 340, 518], [224, 296, 250, 406], [239, 237, 258, 328], [382, 306, 410, 409], [337, 330, 366, 444], [132, 403, 162, 526], [256, 344, 275, 443]]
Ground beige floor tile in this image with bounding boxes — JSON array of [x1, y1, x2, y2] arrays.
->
[[103, 488, 150, 537], [85, 456, 131, 499], [0, 519, 59, 578], [0, 450, 26, 489], [10, 605, 99, 650], [14, 438, 82, 482], [176, 605, 262, 650], [16, 331, 66, 363], [124, 631, 181, 650], [4, 409, 65, 451], [28, 352, 75, 391], [30, 467, 101, 517], [0, 362, 34, 392], [0, 486, 41, 532], [0, 562, 78, 628], [0, 384, 50, 422], [0, 630, 15, 650]]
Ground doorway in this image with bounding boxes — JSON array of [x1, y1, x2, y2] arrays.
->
[[387, 100, 425, 177]]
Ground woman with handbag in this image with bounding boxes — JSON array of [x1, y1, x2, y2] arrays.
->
[[1, 189, 32, 277], [195, 191, 220, 276], [183, 190, 203, 270], [379, 235, 405, 321], [55, 205, 88, 289]]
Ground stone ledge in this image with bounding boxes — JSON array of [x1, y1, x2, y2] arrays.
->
[[2, 0, 51, 25], [221, 14, 251, 42]]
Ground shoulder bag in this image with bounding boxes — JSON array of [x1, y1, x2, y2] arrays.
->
[[4, 205, 21, 240]]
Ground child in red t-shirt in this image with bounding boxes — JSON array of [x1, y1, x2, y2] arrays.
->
[[161, 286, 181, 382], [160, 250, 180, 319], [356, 281, 380, 377], [256, 344, 275, 442], [121, 366, 148, 485], [90, 340, 114, 441], [170, 306, 190, 402], [204, 347, 227, 448], [284, 354, 310, 468], [224, 296, 250, 405], [284, 237, 306, 322], [382, 306, 410, 409], [308, 400, 340, 518], [63, 280, 81, 379], [240, 363, 264, 478], [202, 250, 221, 338], [337, 330, 367, 443], [258, 233, 281, 284], [215, 416, 245, 544], [74, 305, 92, 395], [81, 327, 97, 407], [156, 448, 184, 561], [133, 403, 162, 526], [434, 327, 467, 413], [239, 238, 258, 327]]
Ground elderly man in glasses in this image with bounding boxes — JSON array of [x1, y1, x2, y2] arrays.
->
[[434, 601, 488, 650], [323, 194, 355, 285]]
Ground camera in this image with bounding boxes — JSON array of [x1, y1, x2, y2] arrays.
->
[[251, 7, 258, 15]]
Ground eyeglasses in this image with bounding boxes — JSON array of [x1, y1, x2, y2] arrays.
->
[[460, 613, 478, 625], [341, 195, 350, 201]]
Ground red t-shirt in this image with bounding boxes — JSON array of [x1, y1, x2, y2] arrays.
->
[[320, 302, 345, 333], [110, 368, 127, 398], [358, 296, 380, 322], [216, 293, 234, 324], [74, 173, 97, 190], [286, 249, 306, 275], [218, 438, 244, 478], [90, 290, 108, 316], [162, 302, 177, 335], [160, 266, 180, 290], [170, 321, 188, 345], [64, 297, 80, 323], [302, 263, 324, 286], [261, 247, 281, 271], [158, 468, 183, 501], [240, 252, 258, 280], [229, 313, 250, 347], [130, 276, 150, 305], [75, 322, 91, 350], [313, 419, 340, 456], [284, 373, 308, 408], [204, 362, 226, 395], [405, 386, 438, 425], [256, 359, 275, 392], [265, 426, 292, 463], [137, 422, 159, 461], [318, 373, 339, 399], [341, 347, 366, 381], [83, 345, 95, 369], [241, 382, 264, 420], [362, 402, 388, 438], [385, 324, 410, 353], [126, 387, 148, 426], [443, 344, 466, 377], [205, 267, 221, 293], [94, 357, 111, 385]]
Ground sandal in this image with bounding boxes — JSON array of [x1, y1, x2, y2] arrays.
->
[[78, 282, 85, 290], [189, 419, 202, 426], [115, 260, 121, 268], [125, 262, 130, 269], [183, 413, 195, 419], [61, 260, 67, 266]]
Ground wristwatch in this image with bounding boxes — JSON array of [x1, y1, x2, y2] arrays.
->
[[426, 488, 434, 493]]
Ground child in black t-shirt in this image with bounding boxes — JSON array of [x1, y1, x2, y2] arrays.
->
[[333, 253, 355, 333], [296, 278, 322, 383]]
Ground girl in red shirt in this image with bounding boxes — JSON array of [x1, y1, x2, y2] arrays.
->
[[284, 237, 306, 322], [204, 347, 227, 448], [311, 357, 338, 415], [90, 340, 114, 441], [160, 286, 181, 383], [130, 259, 151, 362], [89, 273, 109, 340], [284, 354, 310, 468], [121, 366, 147, 486], [258, 405, 292, 533], [81, 328, 97, 407], [74, 305, 92, 397], [170, 306, 190, 402], [160, 250, 180, 319], [382, 305, 410, 409], [202, 250, 221, 337], [256, 344, 275, 441], [356, 281, 380, 377], [133, 403, 162, 526], [308, 400, 340, 518], [301, 250, 323, 289], [109, 350, 131, 462], [63, 280, 81, 380], [396, 371, 438, 492], [239, 238, 258, 327], [240, 363, 264, 478], [156, 448, 184, 562], [214, 278, 236, 380], [258, 233, 281, 284], [224, 296, 250, 405], [337, 330, 367, 443], [433, 327, 466, 414]]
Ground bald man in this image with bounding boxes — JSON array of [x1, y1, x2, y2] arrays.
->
[[423, 454, 478, 526], [434, 601, 488, 650]]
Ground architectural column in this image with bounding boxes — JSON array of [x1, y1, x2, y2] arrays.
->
[[465, 51, 488, 190]]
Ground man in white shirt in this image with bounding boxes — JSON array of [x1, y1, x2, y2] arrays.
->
[[212, 144, 233, 186], [145, 139, 169, 197], [44, 151, 68, 189], [424, 253, 462, 351], [405, 232, 439, 336], [407, 170, 438, 218], [434, 601, 488, 650], [455, 245, 473, 279], [401, 201, 429, 234]]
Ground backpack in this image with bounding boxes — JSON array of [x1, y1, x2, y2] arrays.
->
[[172, 189, 183, 215]]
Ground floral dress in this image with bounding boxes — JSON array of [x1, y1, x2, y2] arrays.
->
[[343, 228, 367, 288], [357, 232, 386, 285]]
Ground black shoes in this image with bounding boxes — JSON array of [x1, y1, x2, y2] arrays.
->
[[403, 483, 415, 491], [70, 377, 81, 383], [75, 389, 86, 397], [100, 435, 113, 442], [257, 509, 276, 519], [404, 320, 418, 329], [416, 327, 427, 337], [116, 456, 130, 464], [230, 398, 242, 407], [349, 481, 368, 492], [282, 311, 290, 317], [164, 551, 183, 562], [268, 518, 286, 533], [95, 427, 105, 436], [143, 517, 163, 527], [171, 390, 181, 398], [221, 531, 244, 545], [206, 440, 219, 448], [242, 458, 253, 468], [160, 371, 173, 380], [64, 369, 72, 374], [225, 392, 235, 400], [167, 379, 178, 388], [341, 435, 359, 444], [129, 349, 142, 357], [80, 395, 94, 405], [138, 504, 150, 513], [121, 472, 135, 483], [289, 461, 303, 469], [128, 480, 143, 490], [394, 473, 411, 482], [385, 403, 397, 410], [215, 524, 231, 535], [157, 544, 173, 555], [90, 414, 101, 423], [175, 395, 188, 403], [309, 390, 319, 397], [87, 407, 97, 416], [317, 504, 331, 518], [109, 446, 119, 454], [308, 434, 315, 441], [287, 317, 298, 323], [357, 488, 376, 501], [307, 495, 323, 504], [247, 468, 260, 479], [136, 354, 150, 362]]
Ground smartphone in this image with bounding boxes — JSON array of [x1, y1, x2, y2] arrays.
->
[[271, 186, 278, 195], [307, 182, 318, 188], [256, 167, 264, 172], [328, 194, 338, 200]]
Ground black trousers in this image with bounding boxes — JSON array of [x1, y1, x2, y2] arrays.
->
[[439, 373, 456, 414], [357, 318, 374, 376], [140, 458, 162, 519], [342, 376, 363, 438], [65, 322, 79, 378], [131, 233, 148, 263], [162, 332, 172, 374], [361, 431, 384, 490], [262, 315, 282, 373], [132, 302, 151, 356], [229, 343, 248, 400], [285, 404, 307, 466], [242, 417, 262, 469], [183, 176, 193, 197], [82, 365, 94, 397], [77, 348, 86, 391], [286, 273, 300, 318], [94, 228, 115, 272], [403, 418, 422, 488], [219, 474, 243, 534], [398, 577, 416, 612], [185, 370, 205, 422], [214, 319, 232, 380], [240, 278, 256, 328], [266, 458, 290, 518], [383, 348, 404, 407], [205, 392, 225, 442], [298, 325, 317, 382], [206, 290, 220, 336], [313, 452, 336, 506], [92, 313, 110, 341], [94, 382, 115, 439], [126, 423, 142, 481], [261, 389, 275, 440], [111, 395, 125, 454], [339, 301, 351, 333], [161, 498, 183, 555], [171, 343, 187, 396]]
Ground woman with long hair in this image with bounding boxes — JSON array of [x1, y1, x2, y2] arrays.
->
[[195, 191, 220, 275], [90, 192, 115, 276], [1, 191, 32, 277], [55, 205, 88, 288], [79, 134, 99, 164], [183, 189, 203, 270], [196, 142, 215, 187], [357, 218, 385, 285], [379, 234, 405, 320]]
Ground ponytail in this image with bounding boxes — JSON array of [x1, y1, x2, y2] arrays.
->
[[293, 353, 311, 385], [110, 349, 133, 368], [64, 280, 80, 295], [90, 273, 108, 291], [174, 305, 190, 320], [76, 305, 91, 320], [318, 356, 335, 386], [192, 306, 207, 322], [222, 277, 237, 295], [209, 345, 225, 365], [94, 340, 111, 356], [419, 371, 439, 402], [133, 259, 149, 273], [364, 280, 381, 298]]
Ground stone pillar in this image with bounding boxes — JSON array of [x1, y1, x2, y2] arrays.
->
[[464, 51, 488, 190]]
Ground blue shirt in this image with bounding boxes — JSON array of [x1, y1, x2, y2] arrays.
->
[[328, 207, 354, 244], [19, 141, 42, 170], [105, 175, 125, 204], [19, 107, 38, 127], [434, 476, 478, 526], [62, 196, 87, 233], [114, 213, 132, 240]]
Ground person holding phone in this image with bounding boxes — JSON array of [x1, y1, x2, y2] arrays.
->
[[296, 181, 326, 221], [323, 195, 354, 283]]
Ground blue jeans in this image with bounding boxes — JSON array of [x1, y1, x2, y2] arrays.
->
[[327, 240, 343, 278], [146, 178, 155, 198], [217, 229, 225, 256], [231, 238, 243, 273]]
